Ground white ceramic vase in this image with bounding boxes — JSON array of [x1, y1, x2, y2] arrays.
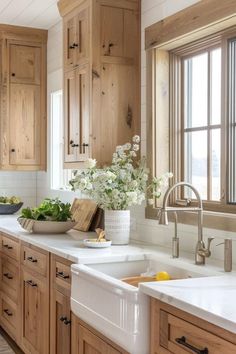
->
[[104, 210, 130, 245]]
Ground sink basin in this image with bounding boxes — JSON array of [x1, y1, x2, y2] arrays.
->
[[71, 257, 208, 354]]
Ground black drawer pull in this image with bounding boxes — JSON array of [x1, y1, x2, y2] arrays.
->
[[4, 309, 13, 316], [59, 316, 71, 325], [56, 271, 70, 279], [175, 336, 208, 354], [26, 280, 37, 287], [27, 256, 38, 263], [3, 273, 13, 280], [3, 244, 13, 250]]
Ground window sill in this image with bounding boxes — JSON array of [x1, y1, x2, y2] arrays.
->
[[145, 205, 236, 232]]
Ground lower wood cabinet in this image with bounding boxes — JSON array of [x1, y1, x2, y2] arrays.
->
[[50, 289, 72, 354], [150, 298, 236, 354], [71, 315, 129, 354], [21, 268, 49, 354]]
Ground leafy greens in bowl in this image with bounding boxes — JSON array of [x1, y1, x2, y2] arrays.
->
[[18, 198, 76, 234], [20, 198, 72, 222]]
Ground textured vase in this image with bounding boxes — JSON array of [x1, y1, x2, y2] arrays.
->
[[104, 210, 130, 245]]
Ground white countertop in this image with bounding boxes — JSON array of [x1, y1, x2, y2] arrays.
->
[[140, 276, 236, 334], [1, 215, 236, 334]]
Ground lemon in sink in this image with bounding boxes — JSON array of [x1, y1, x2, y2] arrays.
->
[[155, 271, 171, 281]]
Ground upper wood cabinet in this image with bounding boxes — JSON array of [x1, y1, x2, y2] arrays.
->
[[0, 26, 47, 171], [9, 44, 41, 85], [58, 0, 140, 168]]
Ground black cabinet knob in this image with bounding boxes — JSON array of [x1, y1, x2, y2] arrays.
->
[[11, 73, 15, 77], [11, 149, 15, 152]]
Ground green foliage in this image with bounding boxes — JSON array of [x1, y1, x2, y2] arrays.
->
[[20, 198, 72, 222], [0, 196, 21, 204]]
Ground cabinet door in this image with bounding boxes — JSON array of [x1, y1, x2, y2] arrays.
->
[[64, 65, 90, 165], [50, 290, 71, 354], [75, 7, 89, 65], [64, 17, 77, 69], [76, 324, 121, 354], [10, 44, 41, 85], [21, 269, 49, 354], [9, 84, 41, 166], [101, 6, 123, 57]]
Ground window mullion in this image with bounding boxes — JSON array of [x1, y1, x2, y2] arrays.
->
[[207, 51, 212, 201]]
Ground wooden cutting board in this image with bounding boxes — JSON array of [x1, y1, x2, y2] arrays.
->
[[71, 198, 98, 232]]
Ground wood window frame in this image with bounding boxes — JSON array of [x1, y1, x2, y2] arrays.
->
[[145, 0, 236, 232]]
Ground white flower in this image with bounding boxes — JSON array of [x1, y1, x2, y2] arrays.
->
[[130, 151, 137, 157], [116, 145, 123, 152], [132, 144, 139, 151], [133, 135, 140, 143], [84, 158, 97, 169], [124, 143, 131, 150]]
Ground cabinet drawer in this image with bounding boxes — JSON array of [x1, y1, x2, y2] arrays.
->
[[22, 244, 48, 276], [1, 234, 19, 261], [52, 256, 71, 296], [0, 256, 19, 302], [0, 293, 18, 340], [161, 311, 236, 354]]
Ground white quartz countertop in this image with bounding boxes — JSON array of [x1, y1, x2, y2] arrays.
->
[[1, 215, 236, 334], [140, 276, 236, 334]]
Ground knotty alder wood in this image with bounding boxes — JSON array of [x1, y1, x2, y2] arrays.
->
[[58, 0, 140, 168], [150, 298, 236, 354], [145, 0, 236, 50], [0, 25, 47, 171]]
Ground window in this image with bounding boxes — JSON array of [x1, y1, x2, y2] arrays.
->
[[169, 29, 236, 213], [51, 90, 72, 190]]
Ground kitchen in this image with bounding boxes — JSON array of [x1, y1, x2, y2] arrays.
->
[[0, 0, 236, 353]]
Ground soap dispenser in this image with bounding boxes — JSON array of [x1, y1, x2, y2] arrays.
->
[[216, 238, 232, 272]]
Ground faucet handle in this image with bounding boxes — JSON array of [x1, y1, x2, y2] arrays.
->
[[206, 237, 214, 255], [198, 237, 214, 258]]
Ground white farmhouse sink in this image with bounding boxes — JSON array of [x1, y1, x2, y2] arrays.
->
[[71, 258, 208, 354]]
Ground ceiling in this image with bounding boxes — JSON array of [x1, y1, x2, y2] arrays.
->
[[0, 0, 61, 29]]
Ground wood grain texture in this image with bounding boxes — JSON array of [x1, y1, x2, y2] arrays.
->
[[71, 198, 98, 232], [145, 0, 236, 50], [150, 299, 236, 354]]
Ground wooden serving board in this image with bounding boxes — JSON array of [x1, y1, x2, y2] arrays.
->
[[121, 276, 156, 288], [71, 199, 98, 232]]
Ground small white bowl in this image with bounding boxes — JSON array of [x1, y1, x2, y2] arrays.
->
[[83, 239, 112, 248]]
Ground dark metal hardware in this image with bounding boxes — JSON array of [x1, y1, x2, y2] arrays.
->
[[126, 105, 132, 128], [26, 280, 37, 287], [56, 271, 70, 280], [70, 140, 79, 148], [3, 244, 13, 250], [82, 143, 89, 147], [175, 336, 208, 354], [27, 256, 38, 263], [3, 273, 13, 280], [69, 43, 79, 49], [11, 149, 15, 153], [59, 316, 71, 325], [11, 73, 15, 77], [4, 309, 13, 316]]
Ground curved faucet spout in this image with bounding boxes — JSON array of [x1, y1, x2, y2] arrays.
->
[[159, 181, 206, 265]]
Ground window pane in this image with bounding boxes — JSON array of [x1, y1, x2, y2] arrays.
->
[[228, 39, 236, 203], [184, 131, 208, 200], [211, 48, 221, 125], [211, 129, 221, 201], [184, 53, 208, 128]]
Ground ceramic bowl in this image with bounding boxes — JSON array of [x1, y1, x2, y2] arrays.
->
[[0, 202, 23, 215], [18, 217, 76, 234], [83, 239, 112, 248]]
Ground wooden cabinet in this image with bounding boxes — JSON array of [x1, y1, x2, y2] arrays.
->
[[50, 255, 73, 354], [72, 316, 128, 354], [58, 0, 140, 167], [20, 243, 49, 354], [64, 64, 90, 164], [0, 233, 20, 344], [0, 25, 47, 171], [64, 8, 89, 70], [150, 299, 236, 354]]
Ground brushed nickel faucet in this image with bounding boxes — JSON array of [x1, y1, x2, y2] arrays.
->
[[158, 182, 214, 265]]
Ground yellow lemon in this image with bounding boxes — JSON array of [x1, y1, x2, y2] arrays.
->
[[155, 271, 171, 281]]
